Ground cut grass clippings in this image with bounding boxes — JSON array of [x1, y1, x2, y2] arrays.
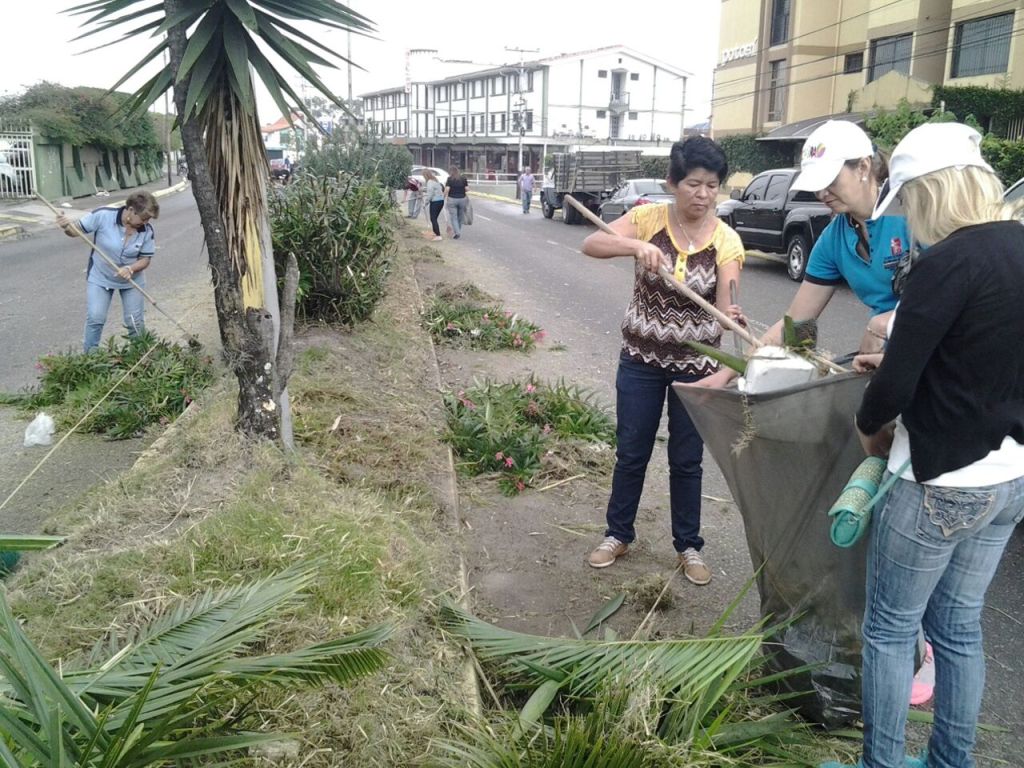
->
[[424, 282, 546, 351], [2, 248, 469, 767], [443, 377, 615, 495]]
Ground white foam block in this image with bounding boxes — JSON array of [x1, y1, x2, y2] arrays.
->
[[738, 345, 819, 394]]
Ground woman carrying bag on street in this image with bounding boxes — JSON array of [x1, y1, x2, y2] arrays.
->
[[444, 166, 469, 239], [826, 122, 1024, 768], [422, 168, 445, 241]]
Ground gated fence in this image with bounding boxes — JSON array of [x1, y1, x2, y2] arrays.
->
[[0, 123, 35, 199]]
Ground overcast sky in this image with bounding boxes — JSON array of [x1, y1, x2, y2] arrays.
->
[[0, 1, 721, 126]]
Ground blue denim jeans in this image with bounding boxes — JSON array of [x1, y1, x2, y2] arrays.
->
[[85, 281, 145, 352], [862, 475, 1024, 768], [604, 354, 704, 553], [521, 189, 532, 213], [447, 197, 467, 236]]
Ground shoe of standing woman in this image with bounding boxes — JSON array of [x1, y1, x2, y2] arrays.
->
[[588, 536, 627, 568]]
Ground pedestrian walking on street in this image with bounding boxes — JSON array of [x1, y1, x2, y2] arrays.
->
[[422, 168, 445, 241], [824, 122, 1024, 768], [55, 191, 159, 352], [444, 166, 469, 239], [519, 167, 535, 213], [581, 136, 745, 585]]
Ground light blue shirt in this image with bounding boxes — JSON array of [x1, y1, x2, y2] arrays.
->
[[804, 214, 909, 316], [78, 207, 155, 290]]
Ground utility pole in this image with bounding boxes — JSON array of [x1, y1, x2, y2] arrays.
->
[[505, 46, 539, 173]]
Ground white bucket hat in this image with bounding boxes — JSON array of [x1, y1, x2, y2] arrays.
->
[[872, 122, 993, 219], [790, 120, 874, 192]]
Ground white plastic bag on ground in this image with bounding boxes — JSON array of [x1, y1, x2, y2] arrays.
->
[[23, 413, 55, 447]]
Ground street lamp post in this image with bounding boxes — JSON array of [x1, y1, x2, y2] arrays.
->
[[505, 46, 538, 172]]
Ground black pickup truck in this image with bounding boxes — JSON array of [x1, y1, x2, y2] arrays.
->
[[716, 167, 833, 281]]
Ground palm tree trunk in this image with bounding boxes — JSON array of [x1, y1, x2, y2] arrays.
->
[[165, 1, 279, 440]]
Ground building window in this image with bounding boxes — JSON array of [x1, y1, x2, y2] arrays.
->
[[437, 117, 449, 133], [597, 109, 607, 118], [525, 110, 533, 131], [630, 73, 639, 81], [491, 76, 505, 95], [952, 12, 1014, 78], [598, 69, 608, 78], [399, 120, 407, 134], [844, 52, 864, 74], [628, 111, 638, 120], [868, 33, 912, 82], [770, 0, 791, 46], [526, 71, 535, 91], [767, 59, 786, 121], [472, 79, 483, 98]]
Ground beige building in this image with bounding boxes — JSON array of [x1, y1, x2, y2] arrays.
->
[[712, 0, 1024, 137]]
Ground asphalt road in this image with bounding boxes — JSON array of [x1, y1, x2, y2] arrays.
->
[[1, 190, 1020, 756]]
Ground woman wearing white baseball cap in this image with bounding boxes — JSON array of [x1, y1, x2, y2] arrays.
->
[[701, 120, 909, 388], [838, 122, 1024, 768]]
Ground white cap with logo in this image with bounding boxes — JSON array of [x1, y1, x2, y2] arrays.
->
[[790, 119, 874, 193], [871, 122, 993, 220]]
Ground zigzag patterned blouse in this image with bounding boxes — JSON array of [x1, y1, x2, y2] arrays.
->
[[620, 203, 745, 376]]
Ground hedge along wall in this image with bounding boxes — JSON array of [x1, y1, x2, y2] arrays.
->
[[931, 85, 1024, 138], [717, 135, 797, 175]]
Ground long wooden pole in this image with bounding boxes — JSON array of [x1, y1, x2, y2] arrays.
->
[[563, 194, 848, 374], [37, 194, 196, 341]]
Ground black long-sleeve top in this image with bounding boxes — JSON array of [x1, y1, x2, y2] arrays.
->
[[856, 220, 1024, 482]]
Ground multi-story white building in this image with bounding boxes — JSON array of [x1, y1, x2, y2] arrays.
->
[[360, 45, 691, 176]]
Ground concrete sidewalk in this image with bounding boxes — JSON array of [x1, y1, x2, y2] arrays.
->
[[0, 178, 190, 241]]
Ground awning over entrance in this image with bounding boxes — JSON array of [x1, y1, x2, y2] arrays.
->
[[756, 113, 867, 142]]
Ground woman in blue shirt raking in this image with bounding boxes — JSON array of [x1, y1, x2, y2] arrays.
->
[[56, 191, 159, 352]]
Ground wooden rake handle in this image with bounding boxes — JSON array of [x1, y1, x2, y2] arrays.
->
[[563, 194, 761, 348]]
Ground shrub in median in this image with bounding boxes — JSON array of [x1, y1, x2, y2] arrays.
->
[[443, 377, 615, 495], [270, 173, 395, 324]]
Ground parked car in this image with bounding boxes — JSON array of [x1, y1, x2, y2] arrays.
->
[[716, 167, 833, 281], [410, 165, 449, 187], [0, 152, 15, 191], [598, 178, 675, 221], [1004, 175, 1024, 203]]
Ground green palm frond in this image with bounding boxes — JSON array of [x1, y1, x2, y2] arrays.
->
[[0, 565, 392, 763], [65, 0, 376, 122], [440, 603, 761, 715], [0, 535, 66, 552]]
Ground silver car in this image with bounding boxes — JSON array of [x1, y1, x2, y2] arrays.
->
[[599, 178, 674, 221]]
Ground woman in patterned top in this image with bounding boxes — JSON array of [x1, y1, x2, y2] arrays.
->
[[581, 136, 744, 585]]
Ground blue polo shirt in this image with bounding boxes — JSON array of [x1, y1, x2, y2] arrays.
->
[[79, 207, 155, 290], [804, 214, 909, 316]]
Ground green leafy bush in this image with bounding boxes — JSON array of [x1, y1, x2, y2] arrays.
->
[[932, 84, 1024, 138], [443, 378, 615, 495], [0, 333, 215, 439], [270, 173, 396, 324], [0, 82, 161, 150], [640, 156, 670, 179], [717, 134, 796, 174], [300, 128, 413, 190], [424, 284, 545, 351]]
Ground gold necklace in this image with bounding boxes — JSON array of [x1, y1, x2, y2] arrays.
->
[[674, 204, 709, 252]]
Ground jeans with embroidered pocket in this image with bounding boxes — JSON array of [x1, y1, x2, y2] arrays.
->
[[861, 475, 1024, 768]]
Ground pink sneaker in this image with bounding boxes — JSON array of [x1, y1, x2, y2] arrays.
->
[[910, 642, 934, 706]]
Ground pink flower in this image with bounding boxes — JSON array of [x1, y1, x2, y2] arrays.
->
[[515, 480, 525, 492], [525, 383, 536, 394], [504, 456, 515, 467], [495, 451, 504, 461], [542, 424, 552, 434], [532, 330, 547, 341], [482, 313, 490, 321], [445, 322, 457, 331]]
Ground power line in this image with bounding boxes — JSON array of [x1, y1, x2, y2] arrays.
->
[[712, 11, 1022, 113], [713, 0, 1017, 98]]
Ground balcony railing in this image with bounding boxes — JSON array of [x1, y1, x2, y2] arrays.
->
[[608, 91, 630, 113]]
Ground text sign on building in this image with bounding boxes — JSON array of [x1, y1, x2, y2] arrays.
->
[[721, 39, 758, 66]]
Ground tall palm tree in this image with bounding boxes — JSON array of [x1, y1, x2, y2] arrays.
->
[[68, 0, 374, 438]]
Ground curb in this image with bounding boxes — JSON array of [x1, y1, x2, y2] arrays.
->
[[153, 180, 190, 199]]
